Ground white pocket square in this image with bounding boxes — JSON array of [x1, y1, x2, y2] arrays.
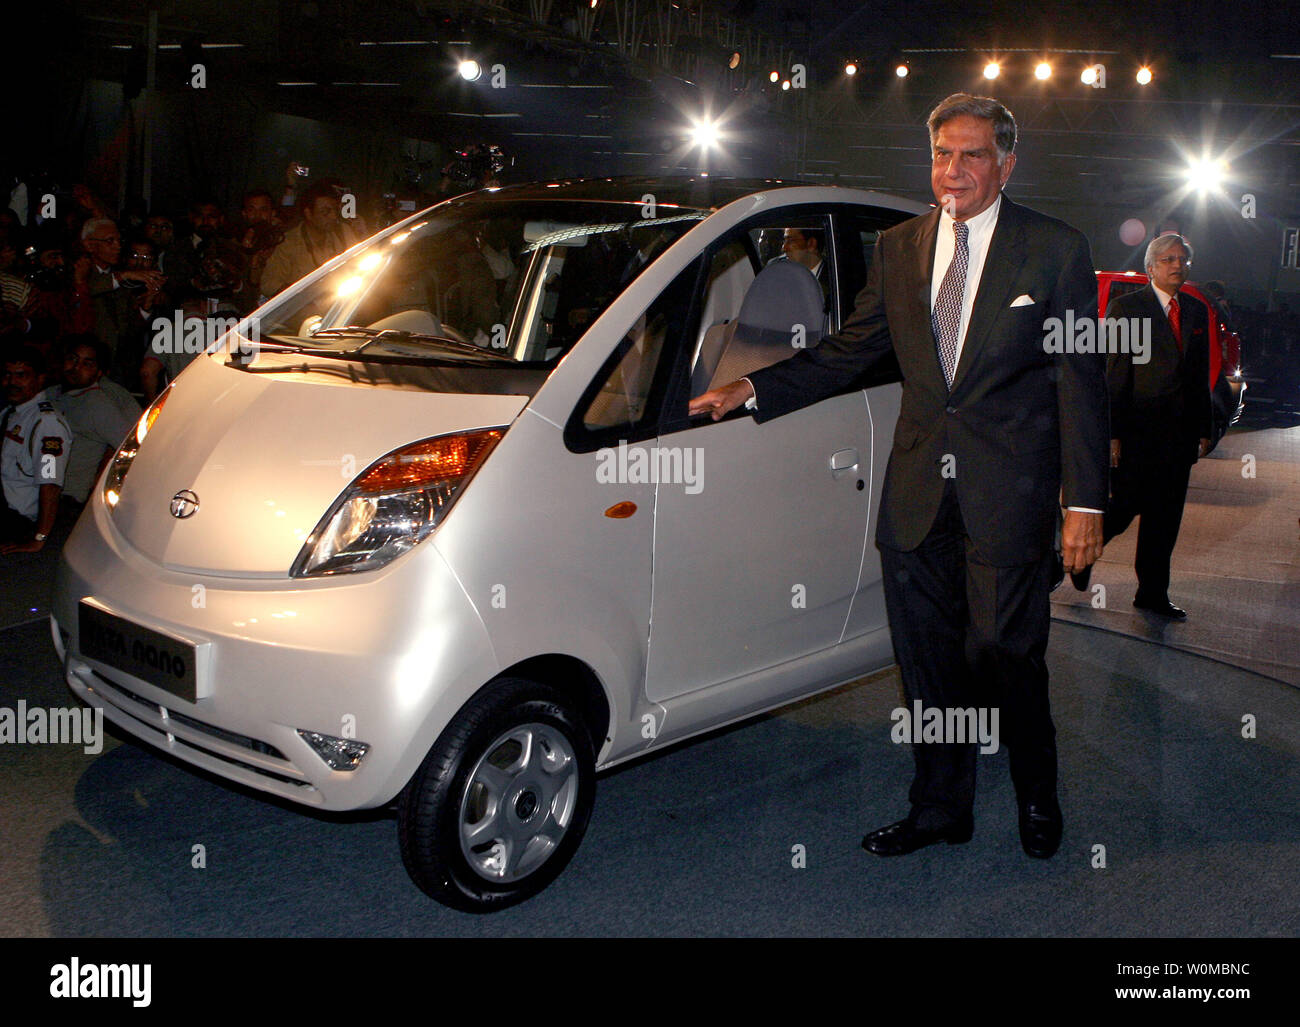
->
[[1010, 294, 1035, 307]]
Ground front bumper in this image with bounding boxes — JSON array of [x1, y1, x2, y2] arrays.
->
[[53, 499, 499, 810]]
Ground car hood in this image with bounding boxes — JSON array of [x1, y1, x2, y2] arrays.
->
[[109, 352, 528, 577]]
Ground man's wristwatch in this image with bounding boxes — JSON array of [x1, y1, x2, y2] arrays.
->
[[33, 532, 47, 543]]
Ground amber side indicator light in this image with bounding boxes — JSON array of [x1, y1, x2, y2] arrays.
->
[[604, 501, 637, 518], [139, 396, 167, 443]]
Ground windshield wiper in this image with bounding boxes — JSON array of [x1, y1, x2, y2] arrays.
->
[[307, 327, 516, 362], [234, 360, 380, 381]]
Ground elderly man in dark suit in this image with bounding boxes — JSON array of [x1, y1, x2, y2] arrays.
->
[[1102, 234, 1211, 620], [690, 93, 1109, 859]]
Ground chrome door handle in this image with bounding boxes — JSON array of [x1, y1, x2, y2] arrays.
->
[[830, 448, 859, 479]]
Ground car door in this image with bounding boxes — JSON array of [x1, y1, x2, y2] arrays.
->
[[643, 209, 874, 704]]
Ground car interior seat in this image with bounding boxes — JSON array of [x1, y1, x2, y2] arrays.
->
[[691, 259, 826, 395]]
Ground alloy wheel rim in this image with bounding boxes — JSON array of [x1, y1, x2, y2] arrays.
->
[[458, 721, 579, 883]]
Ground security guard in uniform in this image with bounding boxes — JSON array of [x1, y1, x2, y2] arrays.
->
[[2, 346, 73, 553]]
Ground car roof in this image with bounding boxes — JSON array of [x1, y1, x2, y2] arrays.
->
[[450, 175, 886, 213]]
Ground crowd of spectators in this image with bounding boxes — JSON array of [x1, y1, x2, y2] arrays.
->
[[0, 168, 387, 553]]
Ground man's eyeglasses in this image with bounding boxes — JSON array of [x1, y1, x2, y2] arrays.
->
[[1155, 254, 1190, 266]]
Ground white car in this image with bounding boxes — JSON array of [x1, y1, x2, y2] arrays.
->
[[53, 178, 926, 911]]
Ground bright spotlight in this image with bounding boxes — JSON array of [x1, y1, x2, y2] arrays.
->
[[895, 63, 908, 78], [781, 79, 791, 91], [844, 61, 857, 76], [1035, 62, 1051, 80], [1186, 158, 1227, 194], [1136, 66, 1153, 85], [1081, 65, 1098, 85], [769, 70, 779, 83], [458, 59, 482, 82], [690, 119, 720, 150], [983, 62, 1000, 80]]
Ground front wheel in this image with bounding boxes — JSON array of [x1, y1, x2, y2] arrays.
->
[[397, 678, 596, 912]]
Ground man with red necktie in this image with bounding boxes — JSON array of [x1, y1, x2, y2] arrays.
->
[[1102, 233, 1212, 620]]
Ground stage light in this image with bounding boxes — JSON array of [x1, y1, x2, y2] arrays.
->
[[983, 62, 1000, 80], [781, 79, 791, 90], [690, 119, 720, 150], [1035, 62, 1051, 81], [458, 59, 482, 82], [728, 51, 741, 69], [769, 70, 779, 83], [895, 63, 909, 78], [1186, 158, 1227, 194], [1136, 66, 1153, 85], [844, 61, 857, 76], [1081, 65, 1099, 85]]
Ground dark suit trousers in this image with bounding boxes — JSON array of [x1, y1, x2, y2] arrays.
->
[[1105, 419, 1194, 603], [879, 481, 1057, 830]]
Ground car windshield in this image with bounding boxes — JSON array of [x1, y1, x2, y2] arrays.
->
[[237, 196, 709, 367]]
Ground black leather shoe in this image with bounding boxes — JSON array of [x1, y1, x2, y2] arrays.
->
[[1069, 564, 1092, 592], [1018, 797, 1063, 859], [862, 817, 973, 856], [1133, 597, 1186, 619]]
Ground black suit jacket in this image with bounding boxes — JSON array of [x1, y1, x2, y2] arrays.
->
[[1105, 285, 1212, 456], [746, 197, 1109, 566]]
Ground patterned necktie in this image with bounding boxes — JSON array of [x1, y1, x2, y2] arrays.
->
[[1167, 294, 1182, 352], [933, 220, 969, 388]]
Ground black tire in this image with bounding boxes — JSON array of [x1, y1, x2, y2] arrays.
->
[[397, 677, 596, 913]]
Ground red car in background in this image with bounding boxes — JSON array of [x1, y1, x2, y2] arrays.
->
[[1097, 271, 1246, 453]]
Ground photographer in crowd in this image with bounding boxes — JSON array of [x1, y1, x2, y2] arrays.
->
[[78, 216, 165, 391], [260, 182, 362, 299], [233, 189, 285, 310]]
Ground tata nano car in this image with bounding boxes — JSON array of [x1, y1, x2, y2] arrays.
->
[[53, 178, 926, 911]]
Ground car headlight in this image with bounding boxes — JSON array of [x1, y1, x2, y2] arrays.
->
[[291, 428, 503, 577], [103, 387, 173, 510]]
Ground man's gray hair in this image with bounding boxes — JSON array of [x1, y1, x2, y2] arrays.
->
[[80, 217, 116, 241], [1144, 233, 1194, 272], [927, 93, 1018, 164]]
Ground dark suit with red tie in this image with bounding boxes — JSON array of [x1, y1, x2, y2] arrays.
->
[[746, 195, 1109, 831], [1103, 284, 1212, 605]]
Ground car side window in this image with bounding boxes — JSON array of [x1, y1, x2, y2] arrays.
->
[[566, 256, 704, 452], [583, 310, 668, 430], [831, 207, 913, 388], [837, 208, 910, 320], [680, 212, 833, 400], [747, 216, 834, 321]]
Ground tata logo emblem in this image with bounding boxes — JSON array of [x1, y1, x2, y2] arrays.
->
[[170, 490, 200, 519]]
